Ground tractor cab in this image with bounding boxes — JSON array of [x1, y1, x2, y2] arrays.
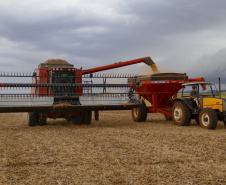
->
[[180, 81, 219, 111]]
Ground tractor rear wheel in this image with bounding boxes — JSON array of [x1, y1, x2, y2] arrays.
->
[[38, 112, 47, 126], [172, 101, 191, 126], [132, 102, 147, 122], [28, 112, 38, 126], [199, 108, 217, 129]]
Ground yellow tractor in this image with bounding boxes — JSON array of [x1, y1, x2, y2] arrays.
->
[[172, 81, 226, 129]]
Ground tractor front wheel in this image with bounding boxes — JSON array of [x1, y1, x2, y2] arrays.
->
[[132, 102, 147, 122], [172, 101, 191, 126], [199, 109, 217, 129]]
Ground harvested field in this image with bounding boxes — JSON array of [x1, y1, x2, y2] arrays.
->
[[0, 111, 226, 184]]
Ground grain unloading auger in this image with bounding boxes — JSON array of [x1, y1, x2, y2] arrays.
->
[[0, 57, 157, 126]]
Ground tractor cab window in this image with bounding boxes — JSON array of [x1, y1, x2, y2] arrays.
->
[[49, 70, 76, 95]]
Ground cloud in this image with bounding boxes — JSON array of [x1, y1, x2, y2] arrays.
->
[[0, 0, 226, 88]]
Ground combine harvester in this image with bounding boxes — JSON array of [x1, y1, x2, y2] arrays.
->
[[0, 56, 225, 129], [0, 57, 156, 126]]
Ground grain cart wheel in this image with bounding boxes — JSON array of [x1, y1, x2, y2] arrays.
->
[[83, 111, 92, 125], [199, 108, 217, 129], [28, 112, 38, 126], [172, 101, 191, 126], [132, 102, 147, 122], [71, 114, 83, 125], [38, 112, 47, 126]]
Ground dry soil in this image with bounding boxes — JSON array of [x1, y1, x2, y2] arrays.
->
[[0, 111, 226, 185]]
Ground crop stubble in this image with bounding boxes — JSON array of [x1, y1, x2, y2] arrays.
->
[[0, 111, 226, 184]]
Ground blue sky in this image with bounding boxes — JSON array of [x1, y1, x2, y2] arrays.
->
[[0, 0, 226, 84]]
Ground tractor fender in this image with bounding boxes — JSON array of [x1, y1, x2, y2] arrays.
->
[[174, 98, 193, 110]]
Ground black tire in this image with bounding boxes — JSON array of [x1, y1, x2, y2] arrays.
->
[[38, 112, 47, 126], [71, 113, 83, 125], [83, 111, 92, 125], [132, 101, 147, 122], [28, 112, 38, 126], [199, 108, 217, 129], [224, 121, 226, 126], [172, 101, 191, 126]]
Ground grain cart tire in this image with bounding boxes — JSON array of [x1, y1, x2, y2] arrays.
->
[[132, 102, 147, 122], [38, 112, 47, 126], [172, 101, 191, 126], [199, 108, 217, 130], [71, 114, 83, 125], [28, 112, 38, 126], [83, 111, 92, 125]]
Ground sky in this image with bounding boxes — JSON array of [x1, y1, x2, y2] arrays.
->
[[0, 0, 226, 85]]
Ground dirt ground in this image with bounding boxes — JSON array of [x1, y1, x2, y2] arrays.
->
[[0, 111, 226, 185]]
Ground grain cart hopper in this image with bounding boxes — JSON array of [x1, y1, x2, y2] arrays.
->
[[0, 57, 156, 126], [128, 73, 205, 123]]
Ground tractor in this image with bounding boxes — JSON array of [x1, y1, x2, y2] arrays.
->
[[172, 81, 226, 129]]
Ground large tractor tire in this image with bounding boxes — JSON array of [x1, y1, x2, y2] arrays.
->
[[132, 102, 147, 122], [172, 101, 191, 126], [38, 112, 47, 126], [199, 108, 217, 129], [28, 112, 38, 126], [83, 111, 92, 125]]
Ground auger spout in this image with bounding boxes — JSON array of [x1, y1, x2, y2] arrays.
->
[[82, 56, 159, 75]]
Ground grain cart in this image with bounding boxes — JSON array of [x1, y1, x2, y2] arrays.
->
[[128, 73, 206, 123], [0, 57, 157, 126], [172, 81, 226, 129]]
